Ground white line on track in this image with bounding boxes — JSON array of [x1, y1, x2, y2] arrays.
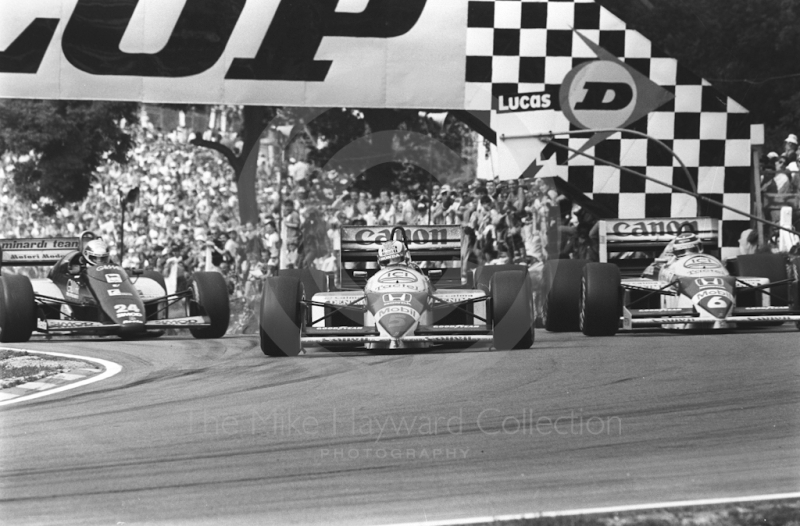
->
[[378, 492, 800, 526], [0, 347, 122, 407]]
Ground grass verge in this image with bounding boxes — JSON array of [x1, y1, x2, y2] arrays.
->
[[0, 350, 95, 389]]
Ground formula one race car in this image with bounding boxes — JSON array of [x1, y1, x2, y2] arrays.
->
[[259, 225, 535, 356], [541, 217, 800, 335], [0, 231, 230, 342]]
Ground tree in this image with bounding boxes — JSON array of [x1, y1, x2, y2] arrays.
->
[[597, 0, 800, 147], [0, 99, 137, 213], [190, 106, 475, 223]]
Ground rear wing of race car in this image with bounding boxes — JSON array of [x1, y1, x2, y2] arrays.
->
[[598, 217, 720, 277], [338, 225, 464, 288], [0, 237, 80, 267]]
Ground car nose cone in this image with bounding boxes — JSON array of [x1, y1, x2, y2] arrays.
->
[[379, 313, 416, 339]]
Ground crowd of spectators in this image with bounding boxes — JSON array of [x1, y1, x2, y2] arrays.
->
[[0, 121, 599, 328], [761, 133, 800, 246]]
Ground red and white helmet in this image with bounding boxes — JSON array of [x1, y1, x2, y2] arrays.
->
[[83, 239, 110, 266], [377, 240, 410, 268]]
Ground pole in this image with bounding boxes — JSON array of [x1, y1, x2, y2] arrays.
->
[[119, 190, 125, 265], [752, 146, 765, 246]]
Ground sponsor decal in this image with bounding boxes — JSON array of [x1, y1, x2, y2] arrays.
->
[[108, 289, 133, 297], [122, 319, 142, 325], [610, 220, 700, 238], [371, 283, 426, 291], [316, 296, 365, 306], [693, 289, 734, 302], [638, 308, 683, 312], [37, 318, 47, 330], [114, 304, 142, 318], [686, 269, 727, 275], [154, 318, 202, 326], [53, 320, 101, 329], [346, 226, 459, 246], [437, 293, 484, 303], [378, 269, 419, 284], [316, 337, 368, 343], [314, 326, 363, 331], [493, 88, 557, 114], [684, 256, 722, 270], [743, 306, 789, 310], [374, 305, 419, 320], [383, 293, 412, 305], [744, 316, 796, 322], [95, 264, 121, 272], [105, 273, 123, 284], [695, 277, 724, 288], [66, 279, 79, 298]]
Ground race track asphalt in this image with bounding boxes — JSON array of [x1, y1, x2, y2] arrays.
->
[[1, 327, 798, 525]]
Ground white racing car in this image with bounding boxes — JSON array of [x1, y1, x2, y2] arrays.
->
[[259, 225, 535, 356], [541, 217, 800, 335]]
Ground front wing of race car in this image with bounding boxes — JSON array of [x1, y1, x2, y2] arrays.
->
[[36, 315, 212, 334], [622, 306, 800, 329], [302, 325, 495, 346]]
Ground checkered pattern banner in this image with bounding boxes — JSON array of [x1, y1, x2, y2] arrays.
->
[[464, 0, 752, 257]]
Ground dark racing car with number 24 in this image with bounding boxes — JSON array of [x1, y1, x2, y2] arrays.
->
[[259, 226, 535, 356], [0, 231, 230, 342]]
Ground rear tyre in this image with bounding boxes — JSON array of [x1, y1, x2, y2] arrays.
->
[[0, 275, 36, 343], [580, 263, 621, 336], [475, 264, 529, 293], [542, 259, 588, 332], [490, 271, 534, 350], [260, 277, 303, 357], [142, 270, 167, 337], [735, 254, 790, 306], [188, 272, 230, 339]]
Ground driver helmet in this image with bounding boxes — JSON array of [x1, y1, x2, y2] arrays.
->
[[672, 233, 703, 257], [377, 240, 410, 268], [83, 239, 110, 266]]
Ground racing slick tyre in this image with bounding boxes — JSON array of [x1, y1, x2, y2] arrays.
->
[[187, 272, 230, 339], [277, 268, 325, 297], [142, 270, 168, 337], [579, 263, 621, 336], [542, 259, 588, 332], [475, 264, 528, 293], [0, 274, 36, 343], [735, 254, 790, 306], [490, 271, 534, 350], [260, 277, 303, 357]]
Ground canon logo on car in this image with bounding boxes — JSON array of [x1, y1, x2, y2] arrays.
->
[[353, 228, 450, 245], [610, 220, 699, 237]]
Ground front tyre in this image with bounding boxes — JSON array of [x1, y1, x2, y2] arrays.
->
[[188, 272, 230, 339], [490, 270, 534, 350], [0, 275, 36, 343], [579, 263, 621, 336], [260, 277, 303, 357]]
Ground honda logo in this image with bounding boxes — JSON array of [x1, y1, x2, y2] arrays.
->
[[383, 293, 412, 304], [695, 277, 723, 288]]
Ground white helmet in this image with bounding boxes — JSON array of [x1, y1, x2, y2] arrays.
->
[[83, 239, 110, 266], [378, 240, 410, 268]]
